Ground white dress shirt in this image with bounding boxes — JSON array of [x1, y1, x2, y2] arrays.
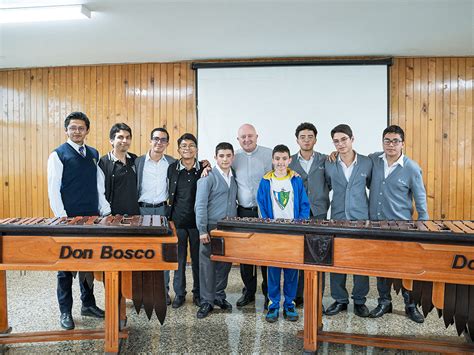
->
[[380, 153, 405, 179], [297, 151, 314, 174], [215, 165, 233, 188], [138, 152, 169, 204], [47, 139, 111, 217], [337, 154, 358, 182]]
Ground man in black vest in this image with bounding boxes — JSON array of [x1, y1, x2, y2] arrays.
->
[[47, 112, 111, 330]]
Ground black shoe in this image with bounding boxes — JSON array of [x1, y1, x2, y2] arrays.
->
[[60, 312, 75, 330], [197, 303, 213, 319], [354, 304, 370, 318], [294, 296, 304, 308], [172, 295, 185, 309], [405, 306, 424, 323], [325, 301, 348, 316], [369, 303, 393, 318], [193, 295, 201, 307], [81, 305, 105, 318], [264, 297, 269, 310], [214, 298, 233, 311], [236, 294, 255, 307], [166, 293, 171, 306]]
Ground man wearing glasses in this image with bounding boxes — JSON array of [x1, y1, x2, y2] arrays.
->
[[368, 125, 428, 323], [167, 133, 204, 308], [47, 111, 111, 330], [136, 127, 176, 304]]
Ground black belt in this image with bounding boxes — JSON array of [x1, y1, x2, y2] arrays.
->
[[238, 206, 258, 211], [139, 201, 168, 208]]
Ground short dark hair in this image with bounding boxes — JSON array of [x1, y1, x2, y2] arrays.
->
[[215, 142, 234, 155], [178, 133, 197, 147], [295, 122, 318, 138], [64, 112, 90, 130], [150, 127, 169, 140], [272, 144, 290, 157], [330, 124, 353, 139], [383, 125, 405, 142], [109, 123, 132, 140]]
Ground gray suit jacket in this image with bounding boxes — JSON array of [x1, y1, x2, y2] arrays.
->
[[289, 152, 329, 217], [135, 153, 176, 199], [324, 154, 372, 220]]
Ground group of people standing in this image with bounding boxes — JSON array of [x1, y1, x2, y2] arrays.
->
[[47, 111, 428, 330]]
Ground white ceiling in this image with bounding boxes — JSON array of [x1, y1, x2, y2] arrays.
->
[[0, 0, 473, 69]]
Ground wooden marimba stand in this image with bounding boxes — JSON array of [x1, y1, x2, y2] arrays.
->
[[0, 216, 178, 354], [211, 218, 474, 354]]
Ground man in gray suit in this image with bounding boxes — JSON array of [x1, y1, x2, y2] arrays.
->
[[368, 125, 428, 323], [289, 122, 329, 307], [135, 127, 176, 304], [195, 142, 238, 319], [324, 124, 371, 318]]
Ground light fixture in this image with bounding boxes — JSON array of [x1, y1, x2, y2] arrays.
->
[[0, 5, 91, 24]]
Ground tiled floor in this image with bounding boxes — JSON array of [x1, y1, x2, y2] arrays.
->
[[2, 268, 468, 354]]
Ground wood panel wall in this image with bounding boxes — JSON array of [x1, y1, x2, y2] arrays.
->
[[0, 63, 196, 217], [390, 58, 473, 220], [0, 58, 472, 219]]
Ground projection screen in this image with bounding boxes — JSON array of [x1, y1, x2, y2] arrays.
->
[[195, 62, 389, 161]]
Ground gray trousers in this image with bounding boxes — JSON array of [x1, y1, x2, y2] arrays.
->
[[140, 205, 170, 292], [173, 228, 200, 297], [330, 273, 369, 305], [376, 277, 416, 308], [199, 240, 232, 306]]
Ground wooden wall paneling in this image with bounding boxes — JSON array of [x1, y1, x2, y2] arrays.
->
[[457, 58, 466, 218], [146, 64, 154, 153], [412, 58, 421, 164], [13, 70, 21, 217], [426, 59, 436, 218], [125, 65, 134, 154], [397, 58, 406, 156], [441, 59, 451, 219], [24, 69, 32, 217], [133, 65, 141, 152], [30, 69, 38, 216], [6, 71, 13, 217], [90, 66, 98, 150], [390, 59, 399, 126], [466, 58, 473, 218], [152, 63, 161, 141], [0, 72, 6, 217], [167, 64, 175, 154], [404, 58, 414, 158], [108, 64, 116, 153], [179, 63, 187, 136], [449, 59, 458, 218], [186, 64, 196, 137], [434, 58, 444, 219], [419, 58, 429, 204], [159, 63, 168, 153], [40, 68, 48, 216], [139, 64, 148, 152]]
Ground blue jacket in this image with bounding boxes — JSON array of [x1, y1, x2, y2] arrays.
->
[[257, 169, 310, 219]]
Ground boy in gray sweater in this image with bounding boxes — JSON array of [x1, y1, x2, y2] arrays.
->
[[194, 142, 238, 319], [368, 125, 428, 324]]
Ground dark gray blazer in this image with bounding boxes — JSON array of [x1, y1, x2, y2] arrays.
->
[[135, 153, 176, 199], [289, 152, 330, 217]]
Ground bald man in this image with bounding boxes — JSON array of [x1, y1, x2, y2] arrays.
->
[[233, 124, 273, 309]]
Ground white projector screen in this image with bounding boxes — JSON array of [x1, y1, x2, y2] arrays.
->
[[196, 64, 388, 161]]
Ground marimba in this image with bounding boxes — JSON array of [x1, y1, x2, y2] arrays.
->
[[0, 215, 178, 354], [210, 217, 474, 354]]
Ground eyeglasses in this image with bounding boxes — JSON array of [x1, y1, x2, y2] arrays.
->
[[179, 144, 197, 150], [383, 138, 403, 146], [151, 137, 169, 143], [67, 126, 87, 132], [332, 136, 350, 146]]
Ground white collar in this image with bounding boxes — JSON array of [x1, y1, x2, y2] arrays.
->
[[146, 151, 167, 163], [379, 152, 404, 167], [244, 145, 259, 156], [109, 151, 131, 162], [67, 139, 85, 151], [298, 151, 315, 161], [178, 159, 200, 171], [337, 152, 358, 166], [215, 165, 233, 178]]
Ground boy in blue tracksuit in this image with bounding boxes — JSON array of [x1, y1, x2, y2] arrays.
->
[[257, 144, 310, 322]]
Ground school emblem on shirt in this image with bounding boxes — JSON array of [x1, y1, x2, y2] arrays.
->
[[273, 188, 290, 210]]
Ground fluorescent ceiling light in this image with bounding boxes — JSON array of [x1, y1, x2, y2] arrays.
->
[[0, 5, 91, 24]]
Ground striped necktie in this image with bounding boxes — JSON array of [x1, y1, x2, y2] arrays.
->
[[78, 146, 85, 157]]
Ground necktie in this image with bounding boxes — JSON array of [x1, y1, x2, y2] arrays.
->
[[79, 146, 85, 157]]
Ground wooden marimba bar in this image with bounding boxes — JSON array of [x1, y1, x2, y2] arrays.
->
[[211, 217, 474, 354], [0, 215, 178, 354]]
